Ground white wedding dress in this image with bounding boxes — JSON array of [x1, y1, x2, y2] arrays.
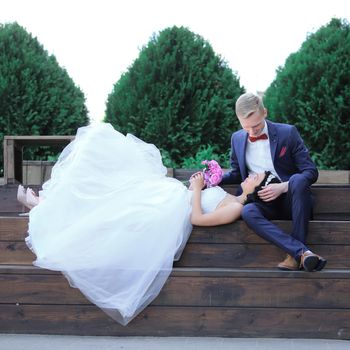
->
[[26, 122, 228, 325]]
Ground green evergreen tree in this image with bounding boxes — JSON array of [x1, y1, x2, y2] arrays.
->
[[0, 22, 89, 174], [264, 18, 350, 169], [105, 26, 243, 166]]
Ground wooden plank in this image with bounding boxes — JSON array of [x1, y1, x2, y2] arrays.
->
[[317, 170, 350, 184], [22, 161, 56, 186], [219, 185, 350, 220], [3, 135, 74, 145], [1, 240, 349, 268], [174, 169, 350, 184], [0, 217, 29, 241], [1, 184, 350, 217], [219, 185, 350, 215], [166, 168, 174, 178], [0, 185, 41, 213], [0, 304, 349, 339], [313, 187, 350, 216], [0, 273, 88, 304], [158, 275, 350, 308], [1, 264, 350, 279], [175, 243, 350, 269], [1, 272, 350, 309], [3, 139, 15, 185], [0, 265, 55, 275], [2, 217, 349, 244], [3, 136, 74, 185], [173, 168, 198, 182], [191, 221, 350, 245], [0, 242, 35, 265]]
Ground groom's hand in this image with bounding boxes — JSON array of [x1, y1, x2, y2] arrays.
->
[[258, 182, 289, 202]]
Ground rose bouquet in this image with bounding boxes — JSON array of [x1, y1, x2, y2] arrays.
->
[[201, 160, 223, 188]]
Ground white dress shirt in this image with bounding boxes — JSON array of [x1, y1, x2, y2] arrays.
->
[[245, 121, 280, 179]]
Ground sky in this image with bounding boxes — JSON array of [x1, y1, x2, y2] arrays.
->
[[1, 0, 350, 122]]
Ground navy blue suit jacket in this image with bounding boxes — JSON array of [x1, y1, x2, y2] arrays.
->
[[221, 120, 318, 186]]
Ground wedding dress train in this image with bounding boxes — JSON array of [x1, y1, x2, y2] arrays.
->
[[26, 122, 193, 325]]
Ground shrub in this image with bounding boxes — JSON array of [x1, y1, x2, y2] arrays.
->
[[0, 22, 89, 174], [181, 145, 230, 169], [105, 26, 243, 165], [264, 18, 350, 169]]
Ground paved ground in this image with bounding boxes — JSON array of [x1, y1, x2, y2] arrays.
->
[[0, 335, 349, 350]]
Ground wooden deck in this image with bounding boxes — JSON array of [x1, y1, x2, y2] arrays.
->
[[0, 176, 349, 339]]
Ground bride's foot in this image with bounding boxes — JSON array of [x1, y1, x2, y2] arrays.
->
[[17, 185, 33, 210], [26, 188, 40, 208]]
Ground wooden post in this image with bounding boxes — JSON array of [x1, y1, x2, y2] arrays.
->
[[3, 136, 74, 185], [3, 138, 17, 184]]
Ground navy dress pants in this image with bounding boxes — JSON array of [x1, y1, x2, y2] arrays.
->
[[241, 174, 313, 259]]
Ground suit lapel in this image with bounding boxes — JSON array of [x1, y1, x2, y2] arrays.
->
[[267, 120, 278, 161], [236, 131, 248, 179]]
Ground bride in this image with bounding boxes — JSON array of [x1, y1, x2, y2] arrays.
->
[[19, 122, 271, 325]]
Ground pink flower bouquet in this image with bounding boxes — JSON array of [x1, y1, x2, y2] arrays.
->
[[201, 160, 223, 188]]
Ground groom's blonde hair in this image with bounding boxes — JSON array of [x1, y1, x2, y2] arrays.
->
[[235, 92, 265, 119]]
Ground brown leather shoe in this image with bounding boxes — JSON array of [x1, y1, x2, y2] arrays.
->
[[277, 254, 299, 271], [300, 251, 326, 272]]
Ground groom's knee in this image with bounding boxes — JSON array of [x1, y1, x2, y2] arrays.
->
[[289, 174, 310, 196], [289, 173, 308, 188]]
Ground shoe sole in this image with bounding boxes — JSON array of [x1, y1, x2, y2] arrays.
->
[[303, 255, 319, 272], [314, 258, 327, 271], [277, 265, 300, 271]]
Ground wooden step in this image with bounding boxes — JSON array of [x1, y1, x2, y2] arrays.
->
[[2, 217, 348, 244], [1, 184, 350, 220], [1, 240, 348, 268], [0, 265, 349, 339], [1, 265, 349, 308], [0, 185, 42, 214], [222, 185, 350, 220], [1, 173, 348, 340], [1, 217, 349, 268], [174, 169, 350, 185], [301, 185, 350, 220], [176, 244, 349, 268], [183, 220, 350, 268], [0, 216, 28, 241], [1, 304, 349, 338]]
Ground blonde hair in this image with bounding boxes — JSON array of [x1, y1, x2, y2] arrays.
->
[[235, 92, 265, 119]]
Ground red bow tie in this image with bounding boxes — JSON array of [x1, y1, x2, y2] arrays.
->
[[249, 133, 268, 142]]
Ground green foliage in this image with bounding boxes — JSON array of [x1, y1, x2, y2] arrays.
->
[[159, 147, 177, 168], [180, 144, 230, 169], [264, 18, 350, 169], [0, 22, 89, 174], [105, 26, 243, 165]]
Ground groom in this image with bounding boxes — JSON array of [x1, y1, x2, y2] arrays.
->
[[221, 92, 326, 272]]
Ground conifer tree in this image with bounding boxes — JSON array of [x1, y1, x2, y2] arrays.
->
[[105, 26, 243, 165], [264, 18, 350, 169], [0, 22, 89, 173]]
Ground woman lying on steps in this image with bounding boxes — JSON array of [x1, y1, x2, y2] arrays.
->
[[17, 122, 326, 326]]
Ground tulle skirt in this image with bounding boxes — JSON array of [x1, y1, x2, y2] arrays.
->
[[26, 122, 192, 325]]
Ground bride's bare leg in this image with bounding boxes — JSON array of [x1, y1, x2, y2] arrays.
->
[[17, 185, 34, 209], [26, 188, 40, 207]]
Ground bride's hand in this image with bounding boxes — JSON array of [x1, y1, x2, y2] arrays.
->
[[190, 173, 205, 191]]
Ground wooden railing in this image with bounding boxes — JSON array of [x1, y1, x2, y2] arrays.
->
[[3, 136, 74, 184]]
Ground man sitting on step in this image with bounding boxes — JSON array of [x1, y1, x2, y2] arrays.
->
[[220, 92, 327, 272]]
